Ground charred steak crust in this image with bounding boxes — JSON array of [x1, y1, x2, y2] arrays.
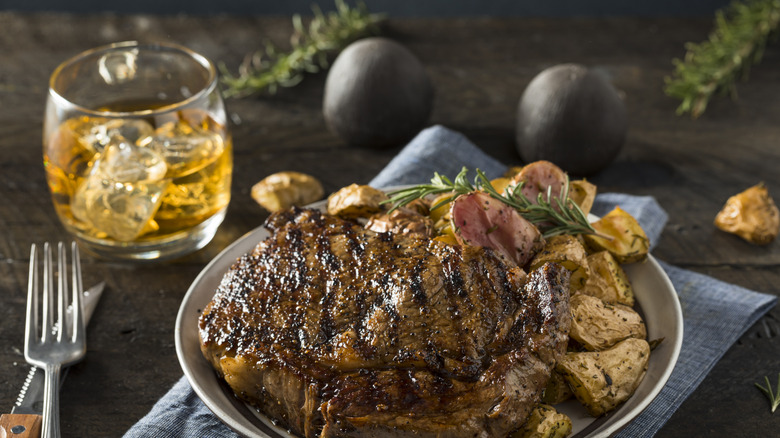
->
[[199, 208, 571, 438]]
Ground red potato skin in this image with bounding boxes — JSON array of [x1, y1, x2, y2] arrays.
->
[[451, 192, 545, 267]]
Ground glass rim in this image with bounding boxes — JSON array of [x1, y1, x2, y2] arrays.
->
[[48, 40, 218, 118]]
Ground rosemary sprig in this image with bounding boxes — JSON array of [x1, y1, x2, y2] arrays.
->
[[664, 0, 780, 118], [384, 169, 477, 213], [755, 373, 780, 413], [220, 0, 384, 98], [384, 167, 600, 239]]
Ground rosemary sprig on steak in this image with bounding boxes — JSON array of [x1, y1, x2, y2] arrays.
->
[[384, 167, 600, 239]]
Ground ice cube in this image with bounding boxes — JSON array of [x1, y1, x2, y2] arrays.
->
[[71, 138, 169, 241], [143, 120, 224, 178], [73, 118, 154, 154], [98, 49, 138, 85]]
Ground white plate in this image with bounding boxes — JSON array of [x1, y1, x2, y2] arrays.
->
[[175, 203, 683, 438]]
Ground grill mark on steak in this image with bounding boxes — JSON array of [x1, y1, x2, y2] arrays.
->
[[315, 231, 339, 352], [199, 208, 571, 438], [442, 246, 465, 297], [318, 275, 337, 346], [408, 257, 428, 307], [285, 226, 308, 349], [438, 246, 470, 378]]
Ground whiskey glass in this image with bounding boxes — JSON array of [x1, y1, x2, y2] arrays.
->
[[44, 41, 232, 261]]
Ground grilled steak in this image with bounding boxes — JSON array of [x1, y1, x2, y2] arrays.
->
[[199, 208, 571, 438]]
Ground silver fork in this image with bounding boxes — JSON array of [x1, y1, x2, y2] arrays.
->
[[24, 242, 86, 438]]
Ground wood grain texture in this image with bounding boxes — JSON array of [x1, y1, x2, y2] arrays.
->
[[0, 11, 777, 437], [0, 414, 42, 438]]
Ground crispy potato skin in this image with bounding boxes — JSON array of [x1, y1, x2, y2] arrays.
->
[[251, 171, 324, 213], [530, 235, 589, 291], [568, 294, 646, 351], [714, 182, 780, 245], [556, 338, 650, 417], [510, 404, 572, 438], [428, 193, 453, 224], [327, 184, 388, 219], [569, 179, 597, 216], [580, 251, 635, 306], [583, 207, 649, 264], [490, 177, 515, 195]]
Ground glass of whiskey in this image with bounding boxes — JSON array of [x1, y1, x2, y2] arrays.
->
[[44, 41, 233, 261]]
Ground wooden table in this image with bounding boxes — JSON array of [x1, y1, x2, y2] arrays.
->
[[1, 11, 778, 437]]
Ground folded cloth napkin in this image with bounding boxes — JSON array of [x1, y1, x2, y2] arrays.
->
[[125, 125, 777, 438]]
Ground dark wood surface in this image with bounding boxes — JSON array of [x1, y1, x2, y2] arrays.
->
[[0, 11, 778, 437]]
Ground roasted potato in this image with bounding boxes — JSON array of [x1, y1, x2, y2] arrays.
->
[[433, 234, 459, 246], [428, 192, 454, 223], [490, 176, 514, 195], [511, 404, 572, 438], [434, 217, 457, 239], [529, 235, 589, 290], [583, 206, 649, 263], [541, 371, 573, 405], [569, 179, 597, 216], [556, 338, 650, 417], [714, 182, 779, 245], [251, 171, 324, 213], [432, 218, 459, 244], [327, 184, 388, 219], [580, 250, 635, 306], [569, 294, 646, 351]]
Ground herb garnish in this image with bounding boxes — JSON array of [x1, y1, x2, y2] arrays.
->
[[383, 167, 603, 239], [755, 373, 780, 413], [664, 0, 780, 118], [220, 0, 384, 98]]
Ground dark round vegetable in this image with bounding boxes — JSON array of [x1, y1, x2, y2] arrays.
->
[[515, 64, 627, 176], [323, 37, 434, 148]]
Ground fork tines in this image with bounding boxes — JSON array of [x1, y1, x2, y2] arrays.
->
[[26, 242, 84, 345]]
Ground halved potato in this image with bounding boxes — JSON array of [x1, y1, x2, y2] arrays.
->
[[251, 171, 324, 213], [327, 184, 388, 219], [569, 294, 646, 351], [714, 182, 779, 245], [428, 192, 454, 223], [529, 235, 589, 290], [569, 179, 597, 216], [580, 250, 635, 306], [490, 177, 515, 195], [510, 404, 572, 438], [433, 234, 459, 246], [556, 338, 650, 417], [583, 206, 649, 263]]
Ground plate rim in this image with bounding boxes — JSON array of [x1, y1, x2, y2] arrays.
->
[[175, 194, 683, 438]]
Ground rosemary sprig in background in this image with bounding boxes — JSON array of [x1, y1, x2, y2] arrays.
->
[[755, 373, 780, 413], [384, 167, 599, 239], [664, 0, 780, 118], [220, 0, 384, 98]]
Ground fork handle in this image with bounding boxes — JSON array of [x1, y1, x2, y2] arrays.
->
[[41, 364, 61, 438]]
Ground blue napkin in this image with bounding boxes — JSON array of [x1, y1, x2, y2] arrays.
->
[[125, 125, 776, 438]]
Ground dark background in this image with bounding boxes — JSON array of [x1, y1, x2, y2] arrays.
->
[[0, 0, 733, 17]]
